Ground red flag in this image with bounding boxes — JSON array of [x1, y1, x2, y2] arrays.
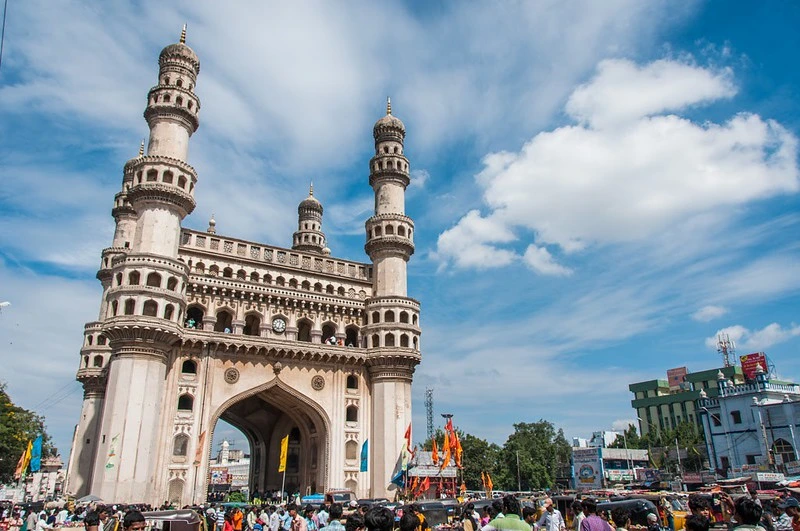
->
[[404, 423, 413, 452], [431, 438, 439, 465], [420, 476, 431, 495], [445, 418, 454, 434], [440, 432, 451, 470]]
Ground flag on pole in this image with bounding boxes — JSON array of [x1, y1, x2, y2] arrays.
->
[[278, 434, 289, 473], [480, 471, 487, 491], [193, 431, 206, 465], [445, 418, 454, 434], [360, 440, 369, 472], [485, 471, 494, 493], [440, 430, 451, 470], [419, 476, 430, 496], [453, 431, 463, 468], [404, 423, 413, 453], [14, 440, 32, 480], [431, 438, 439, 465], [30, 435, 43, 473]]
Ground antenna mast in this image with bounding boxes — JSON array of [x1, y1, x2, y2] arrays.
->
[[425, 387, 434, 440], [716, 333, 736, 368]]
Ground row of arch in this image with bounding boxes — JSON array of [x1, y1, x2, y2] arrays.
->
[[115, 270, 181, 291], [185, 307, 361, 345], [111, 298, 181, 322], [133, 167, 194, 192], [370, 332, 417, 349], [368, 224, 412, 239], [191, 263, 366, 298], [372, 158, 408, 172], [162, 76, 194, 91], [367, 309, 418, 325], [82, 354, 105, 368]]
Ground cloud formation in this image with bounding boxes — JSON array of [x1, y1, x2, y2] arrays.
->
[[705, 323, 800, 351], [436, 58, 800, 273], [691, 305, 728, 322]]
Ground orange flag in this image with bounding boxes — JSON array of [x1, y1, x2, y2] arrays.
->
[[481, 471, 487, 490], [431, 438, 439, 465], [486, 471, 494, 493], [420, 476, 431, 495], [440, 432, 451, 470], [453, 431, 463, 468]]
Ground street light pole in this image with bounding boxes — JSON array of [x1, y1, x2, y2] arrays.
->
[[516, 450, 521, 492]]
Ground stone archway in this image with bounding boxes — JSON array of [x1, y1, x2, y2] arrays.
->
[[209, 380, 329, 498]]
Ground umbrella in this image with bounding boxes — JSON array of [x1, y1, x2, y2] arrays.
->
[[77, 494, 104, 503]]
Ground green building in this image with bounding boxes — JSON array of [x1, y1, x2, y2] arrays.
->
[[630, 366, 745, 436]]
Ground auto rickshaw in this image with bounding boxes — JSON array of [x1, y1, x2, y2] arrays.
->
[[142, 510, 205, 531]]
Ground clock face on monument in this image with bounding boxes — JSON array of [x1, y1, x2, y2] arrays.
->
[[272, 317, 286, 333]]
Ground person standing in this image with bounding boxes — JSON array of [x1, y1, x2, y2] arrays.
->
[[610, 509, 629, 531], [482, 496, 530, 531], [572, 502, 586, 531], [580, 500, 612, 531], [325, 505, 344, 531], [288, 506, 307, 531], [537, 499, 566, 531], [777, 499, 800, 531]]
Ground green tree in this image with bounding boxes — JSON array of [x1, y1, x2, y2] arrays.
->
[[498, 420, 567, 490], [0, 382, 54, 483]]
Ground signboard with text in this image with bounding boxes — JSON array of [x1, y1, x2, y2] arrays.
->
[[785, 461, 800, 475], [740, 352, 768, 380], [572, 447, 603, 490]]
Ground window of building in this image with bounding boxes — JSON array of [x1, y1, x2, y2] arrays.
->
[[345, 440, 358, 461], [177, 394, 194, 411], [181, 360, 197, 374], [297, 320, 312, 342], [731, 410, 742, 424], [773, 438, 797, 464], [346, 405, 358, 423], [746, 455, 758, 465], [346, 375, 358, 390], [244, 314, 261, 336]]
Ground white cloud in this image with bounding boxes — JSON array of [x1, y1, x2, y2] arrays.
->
[[691, 305, 728, 322], [434, 210, 517, 270], [566, 59, 736, 128], [523, 245, 573, 276], [705, 323, 800, 351], [436, 58, 800, 271], [611, 419, 637, 432]]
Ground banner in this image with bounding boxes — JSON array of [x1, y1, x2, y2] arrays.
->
[[14, 440, 32, 480], [278, 434, 289, 473], [30, 435, 43, 473], [193, 431, 206, 465], [572, 447, 603, 490], [740, 352, 768, 380], [360, 440, 369, 472]]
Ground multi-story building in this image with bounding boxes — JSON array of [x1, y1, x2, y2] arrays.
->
[[696, 366, 800, 476], [64, 29, 422, 505], [630, 366, 745, 436]]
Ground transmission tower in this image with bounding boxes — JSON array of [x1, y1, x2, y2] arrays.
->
[[716, 333, 736, 368], [425, 387, 434, 440]]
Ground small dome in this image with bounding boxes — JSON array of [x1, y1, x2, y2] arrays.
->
[[373, 97, 405, 136], [160, 42, 200, 69], [299, 184, 322, 212]]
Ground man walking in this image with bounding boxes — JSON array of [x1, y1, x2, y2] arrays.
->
[[537, 500, 566, 531]]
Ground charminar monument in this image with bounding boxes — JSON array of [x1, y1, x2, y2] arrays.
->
[[65, 28, 421, 505]]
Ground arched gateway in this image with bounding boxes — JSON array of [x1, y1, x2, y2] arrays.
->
[[64, 30, 421, 506], [210, 378, 331, 497]]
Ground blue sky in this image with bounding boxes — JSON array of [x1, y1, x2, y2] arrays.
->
[[1, 0, 799, 459]]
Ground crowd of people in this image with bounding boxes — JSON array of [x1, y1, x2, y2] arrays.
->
[[1, 492, 799, 531]]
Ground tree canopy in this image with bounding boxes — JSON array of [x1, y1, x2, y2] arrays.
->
[[0, 382, 54, 483], [418, 419, 572, 490]]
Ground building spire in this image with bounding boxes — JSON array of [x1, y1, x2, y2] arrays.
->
[[386, 97, 392, 115], [309, 181, 314, 196], [180, 24, 187, 44], [138, 139, 145, 157]]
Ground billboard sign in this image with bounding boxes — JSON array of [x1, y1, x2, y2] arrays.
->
[[667, 367, 688, 388], [572, 447, 603, 490], [636, 468, 661, 482], [740, 352, 767, 380]]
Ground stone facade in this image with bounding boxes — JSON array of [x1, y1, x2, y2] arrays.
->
[[64, 31, 421, 505]]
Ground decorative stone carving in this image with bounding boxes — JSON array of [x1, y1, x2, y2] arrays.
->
[[224, 367, 239, 384], [311, 375, 325, 391]]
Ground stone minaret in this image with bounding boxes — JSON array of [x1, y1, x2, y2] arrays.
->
[[89, 26, 201, 502], [363, 99, 421, 497], [292, 184, 328, 254]]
